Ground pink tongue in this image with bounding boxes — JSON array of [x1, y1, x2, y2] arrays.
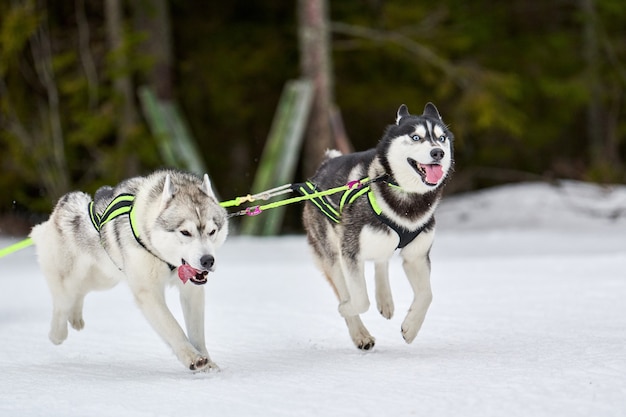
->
[[178, 264, 199, 284], [423, 164, 443, 184]]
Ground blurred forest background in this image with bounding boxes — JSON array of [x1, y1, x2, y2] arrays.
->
[[1, 0, 625, 234]]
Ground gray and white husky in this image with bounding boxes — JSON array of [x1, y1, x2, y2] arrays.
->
[[302, 103, 454, 350], [30, 169, 228, 371]]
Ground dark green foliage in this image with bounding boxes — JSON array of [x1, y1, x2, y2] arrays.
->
[[1, 0, 625, 231]]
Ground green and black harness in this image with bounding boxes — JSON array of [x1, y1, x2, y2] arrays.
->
[[88, 194, 177, 270], [292, 176, 428, 249]]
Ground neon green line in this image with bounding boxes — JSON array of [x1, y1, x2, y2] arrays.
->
[[219, 198, 240, 208], [0, 237, 34, 258], [99, 206, 132, 228], [129, 205, 140, 238], [299, 187, 340, 223], [258, 183, 350, 212], [347, 187, 370, 205], [368, 189, 382, 215]]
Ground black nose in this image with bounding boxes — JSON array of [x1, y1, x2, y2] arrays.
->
[[200, 255, 214, 270], [430, 148, 444, 161]]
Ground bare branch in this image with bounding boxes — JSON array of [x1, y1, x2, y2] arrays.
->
[[29, 3, 70, 197], [75, 0, 99, 109], [330, 21, 467, 89]]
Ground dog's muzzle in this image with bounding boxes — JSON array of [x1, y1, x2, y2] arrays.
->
[[178, 259, 210, 285], [407, 157, 445, 186]]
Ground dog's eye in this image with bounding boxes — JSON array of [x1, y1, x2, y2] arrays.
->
[[208, 229, 216, 237], [180, 230, 191, 237], [438, 135, 447, 143], [411, 135, 421, 141]]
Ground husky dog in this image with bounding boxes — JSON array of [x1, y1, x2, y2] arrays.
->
[[30, 169, 228, 371], [302, 103, 453, 350]]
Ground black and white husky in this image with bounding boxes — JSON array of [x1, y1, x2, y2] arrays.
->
[[302, 103, 454, 350], [30, 169, 229, 371]]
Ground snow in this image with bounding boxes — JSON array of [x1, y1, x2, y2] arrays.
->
[[1, 181, 625, 417]]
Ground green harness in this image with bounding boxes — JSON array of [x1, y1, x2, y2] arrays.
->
[[89, 194, 176, 270], [295, 177, 428, 249], [89, 193, 137, 233]]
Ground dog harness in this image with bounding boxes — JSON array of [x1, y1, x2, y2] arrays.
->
[[88, 194, 176, 270], [295, 177, 428, 249]]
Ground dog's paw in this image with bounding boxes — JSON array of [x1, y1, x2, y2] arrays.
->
[[189, 356, 219, 372], [401, 317, 424, 344], [401, 324, 418, 344], [354, 335, 376, 351], [377, 299, 394, 320], [401, 308, 428, 344], [70, 316, 84, 331], [48, 329, 68, 345], [375, 280, 394, 319], [346, 316, 375, 352], [48, 321, 68, 345]]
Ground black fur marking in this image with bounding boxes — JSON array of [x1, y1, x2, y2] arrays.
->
[[341, 223, 362, 264], [113, 217, 122, 246], [58, 193, 71, 207], [94, 186, 114, 204], [312, 150, 375, 190], [303, 204, 337, 263], [213, 216, 224, 230], [71, 215, 82, 236], [377, 184, 442, 223]]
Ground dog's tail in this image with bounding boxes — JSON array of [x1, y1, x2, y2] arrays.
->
[[324, 149, 342, 160], [29, 223, 44, 243]]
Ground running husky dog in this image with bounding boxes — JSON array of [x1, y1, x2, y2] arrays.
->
[[302, 103, 453, 350], [30, 169, 228, 371]]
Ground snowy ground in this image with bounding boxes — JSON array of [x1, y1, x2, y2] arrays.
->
[[1, 181, 625, 417]]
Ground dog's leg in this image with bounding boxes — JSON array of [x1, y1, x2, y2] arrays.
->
[[375, 261, 394, 319], [68, 294, 85, 331], [127, 274, 216, 372], [179, 283, 209, 356], [44, 266, 84, 344], [337, 257, 377, 350], [321, 263, 376, 351], [48, 295, 71, 345], [305, 222, 375, 350], [400, 234, 435, 344], [48, 287, 86, 343], [400, 256, 432, 343], [338, 255, 370, 317], [344, 316, 376, 350]]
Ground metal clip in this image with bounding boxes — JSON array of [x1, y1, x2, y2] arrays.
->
[[245, 206, 262, 216], [347, 180, 362, 189]]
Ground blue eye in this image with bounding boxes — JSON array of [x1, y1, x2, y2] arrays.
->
[[411, 135, 421, 141], [439, 135, 447, 143]]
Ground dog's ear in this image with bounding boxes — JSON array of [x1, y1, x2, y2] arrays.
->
[[200, 174, 215, 197], [423, 102, 442, 121], [396, 104, 410, 125], [161, 174, 175, 205]]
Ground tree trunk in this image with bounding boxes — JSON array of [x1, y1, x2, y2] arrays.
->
[[104, 0, 140, 176], [298, 0, 334, 177], [581, 0, 608, 175], [131, 0, 174, 100], [31, 6, 70, 199]]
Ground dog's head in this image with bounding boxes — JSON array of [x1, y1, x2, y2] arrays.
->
[[377, 103, 454, 193], [150, 172, 229, 285]]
